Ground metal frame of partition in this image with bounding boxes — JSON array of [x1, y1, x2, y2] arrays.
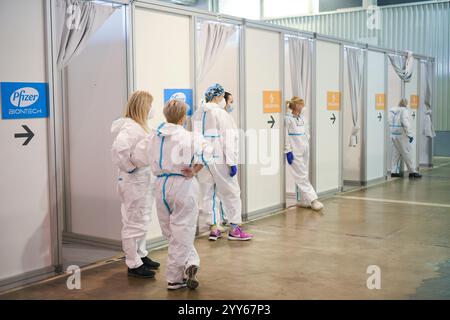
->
[[23, 0, 434, 294]]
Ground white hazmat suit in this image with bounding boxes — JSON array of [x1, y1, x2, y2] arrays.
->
[[388, 106, 415, 174], [111, 118, 155, 269], [285, 113, 318, 205], [133, 122, 213, 284], [192, 102, 242, 226]]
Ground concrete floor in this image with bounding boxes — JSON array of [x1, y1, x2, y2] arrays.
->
[[2, 158, 450, 300]]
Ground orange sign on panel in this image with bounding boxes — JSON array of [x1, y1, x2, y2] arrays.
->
[[375, 94, 385, 110], [410, 95, 419, 109], [327, 91, 340, 110], [263, 90, 282, 113]]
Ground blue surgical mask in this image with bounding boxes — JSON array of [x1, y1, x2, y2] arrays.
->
[[225, 104, 234, 113]]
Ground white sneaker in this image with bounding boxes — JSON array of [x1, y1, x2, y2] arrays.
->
[[297, 201, 311, 208], [311, 200, 324, 211], [167, 280, 187, 290]]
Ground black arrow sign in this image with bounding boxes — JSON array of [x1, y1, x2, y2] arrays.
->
[[412, 112, 416, 119], [378, 113, 382, 122], [267, 115, 275, 128], [14, 125, 34, 146], [330, 113, 336, 124]]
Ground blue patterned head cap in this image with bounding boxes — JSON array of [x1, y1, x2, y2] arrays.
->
[[204, 83, 225, 103]]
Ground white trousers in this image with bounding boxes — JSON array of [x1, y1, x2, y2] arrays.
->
[[155, 175, 200, 284], [391, 135, 414, 174], [288, 145, 318, 204], [197, 163, 242, 225], [118, 169, 153, 269]]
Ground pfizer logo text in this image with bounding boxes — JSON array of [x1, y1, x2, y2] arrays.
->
[[10, 87, 40, 107]]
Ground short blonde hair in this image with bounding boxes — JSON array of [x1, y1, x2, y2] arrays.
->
[[286, 96, 304, 111], [125, 91, 153, 132], [164, 99, 187, 124], [398, 98, 408, 107]]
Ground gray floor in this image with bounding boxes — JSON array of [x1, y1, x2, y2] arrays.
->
[[62, 242, 120, 269], [2, 158, 450, 299]]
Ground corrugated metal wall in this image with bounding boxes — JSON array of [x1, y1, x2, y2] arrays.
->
[[267, 1, 450, 131]]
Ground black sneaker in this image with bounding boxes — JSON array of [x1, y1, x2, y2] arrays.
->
[[141, 256, 160, 270], [128, 265, 155, 278], [391, 173, 402, 178], [185, 265, 199, 290], [409, 172, 422, 179]]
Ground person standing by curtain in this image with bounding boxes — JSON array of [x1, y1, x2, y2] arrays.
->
[[285, 97, 324, 211], [389, 99, 422, 178]]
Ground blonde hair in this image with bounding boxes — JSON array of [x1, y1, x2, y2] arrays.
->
[[286, 96, 304, 111], [164, 99, 187, 124], [399, 98, 408, 107], [125, 91, 153, 132]]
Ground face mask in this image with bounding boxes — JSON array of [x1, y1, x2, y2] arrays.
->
[[225, 104, 234, 113], [218, 98, 226, 109], [147, 107, 155, 120]]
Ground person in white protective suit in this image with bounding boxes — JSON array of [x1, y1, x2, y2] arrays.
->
[[199, 91, 238, 238], [133, 99, 213, 290], [389, 98, 422, 178], [111, 91, 160, 279], [192, 83, 253, 241], [285, 97, 324, 211]]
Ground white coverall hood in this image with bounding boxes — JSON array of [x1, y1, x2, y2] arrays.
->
[[111, 117, 136, 135]]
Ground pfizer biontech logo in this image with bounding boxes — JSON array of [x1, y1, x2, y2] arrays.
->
[[10, 87, 40, 107]]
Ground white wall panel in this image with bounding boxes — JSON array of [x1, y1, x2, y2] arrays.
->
[[387, 61, 402, 173], [66, 8, 127, 241], [366, 51, 386, 181], [314, 40, 340, 194], [135, 8, 192, 239], [245, 27, 282, 213], [0, 0, 52, 281]]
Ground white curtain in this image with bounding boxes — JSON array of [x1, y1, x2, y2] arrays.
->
[[388, 51, 414, 82], [197, 21, 237, 82], [288, 37, 312, 107], [421, 61, 436, 138], [57, 0, 115, 69], [346, 47, 364, 147]]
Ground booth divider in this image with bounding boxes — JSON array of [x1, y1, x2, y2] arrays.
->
[[25, 0, 434, 293]]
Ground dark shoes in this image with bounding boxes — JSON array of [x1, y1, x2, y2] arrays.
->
[[185, 265, 199, 290], [128, 264, 155, 278], [409, 172, 422, 179], [141, 256, 160, 270], [392, 172, 422, 179]]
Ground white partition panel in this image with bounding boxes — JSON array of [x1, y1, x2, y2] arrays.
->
[[314, 41, 341, 194], [245, 27, 282, 214], [0, 0, 53, 282], [387, 61, 402, 173], [404, 60, 419, 171], [66, 8, 127, 241], [366, 51, 386, 181], [134, 8, 192, 239]]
